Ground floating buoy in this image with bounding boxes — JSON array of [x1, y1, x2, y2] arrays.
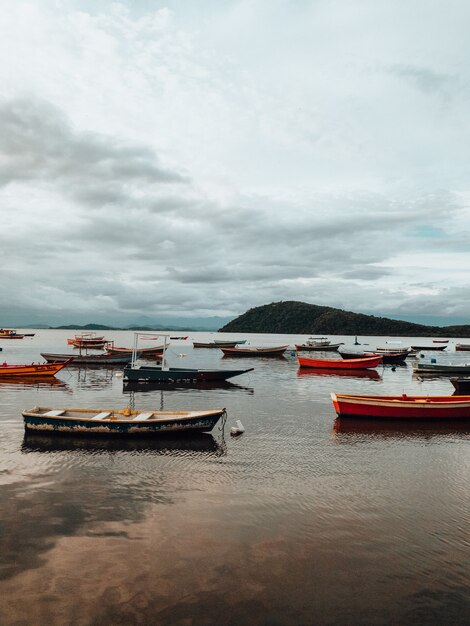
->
[[230, 420, 245, 436], [178, 353, 187, 358], [115, 372, 123, 378]]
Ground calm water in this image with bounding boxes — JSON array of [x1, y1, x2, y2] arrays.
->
[[1, 330, 470, 625]]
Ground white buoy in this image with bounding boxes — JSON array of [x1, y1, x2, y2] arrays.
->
[[115, 372, 123, 378], [230, 420, 245, 436]]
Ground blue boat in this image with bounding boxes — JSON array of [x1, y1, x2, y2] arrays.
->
[[22, 406, 227, 435]]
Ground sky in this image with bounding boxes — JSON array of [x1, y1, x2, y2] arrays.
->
[[1, 0, 469, 327]]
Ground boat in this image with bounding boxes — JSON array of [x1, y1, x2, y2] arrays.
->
[[41, 352, 133, 365], [410, 343, 447, 351], [433, 339, 449, 344], [193, 340, 247, 348], [123, 333, 254, 385], [374, 346, 412, 356], [22, 406, 227, 435], [414, 361, 470, 374], [294, 342, 342, 352], [0, 360, 70, 377], [170, 336, 188, 340], [450, 378, 470, 394], [67, 332, 108, 348], [0, 328, 25, 339], [221, 345, 288, 357], [331, 392, 470, 420], [105, 344, 164, 358], [340, 350, 408, 364], [456, 344, 470, 351], [297, 355, 382, 370]]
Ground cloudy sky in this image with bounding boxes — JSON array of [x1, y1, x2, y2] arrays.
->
[[1, 0, 469, 327]]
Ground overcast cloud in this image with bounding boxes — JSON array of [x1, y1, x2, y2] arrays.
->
[[1, 0, 469, 326]]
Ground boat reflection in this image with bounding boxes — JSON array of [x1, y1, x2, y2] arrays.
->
[[0, 376, 70, 390], [297, 368, 382, 381], [123, 380, 254, 394], [21, 431, 227, 456], [333, 417, 470, 439]]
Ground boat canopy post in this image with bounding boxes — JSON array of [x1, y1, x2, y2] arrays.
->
[[131, 332, 170, 369]]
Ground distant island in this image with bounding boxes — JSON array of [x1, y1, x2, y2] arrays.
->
[[219, 301, 470, 337], [51, 323, 197, 332]]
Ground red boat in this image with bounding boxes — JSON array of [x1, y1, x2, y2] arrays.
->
[[297, 355, 382, 370], [331, 393, 470, 420], [0, 360, 71, 377], [455, 344, 470, 352], [340, 350, 407, 364], [221, 345, 288, 357]]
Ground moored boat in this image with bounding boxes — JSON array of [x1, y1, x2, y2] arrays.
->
[[340, 350, 407, 364], [221, 345, 288, 357], [22, 406, 227, 435], [295, 342, 342, 352], [41, 352, 132, 365], [123, 364, 254, 384], [410, 343, 447, 351], [297, 355, 382, 370], [414, 361, 470, 374], [450, 378, 470, 394], [193, 340, 247, 348], [105, 344, 164, 358], [0, 328, 25, 339], [331, 392, 470, 420], [0, 360, 70, 377], [455, 344, 470, 351]]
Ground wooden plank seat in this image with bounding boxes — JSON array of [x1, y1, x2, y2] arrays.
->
[[91, 412, 112, 420], [132, 412, 154, 421], [44, 410, 65, 417]]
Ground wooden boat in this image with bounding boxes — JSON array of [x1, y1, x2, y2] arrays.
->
[[410, 343, 447, 351], [123, 364, 254, 384], [193, 340, 247, 348], [340, 350, 407, 364], [414, 361, 470, 374], [456, 344, 470, 351], [67, 332, 107, 348], [297, 355, 382, 370], [0, 360, 70, 377], [433, 339, 449, 343], [22, 406, 227, 435], [221, 345, 288, 357], [374, 347, 412, 356], [450, 378, 470, 394], [105, 344, 164, 357], [0, 328, 25, 339], [294, 342, 342, 352], [41, 352, 132, 365], [331, 392, 470, 420], [124, 332, 253, 385], [170, 336, 188, 340]]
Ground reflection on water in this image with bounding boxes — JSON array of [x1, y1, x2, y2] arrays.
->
[[123, 380, 254, 394], [22, 431, 227, 456], [297, 367, 382, 380], [0, 376, 70, 390], [333, 417, 470, 439]]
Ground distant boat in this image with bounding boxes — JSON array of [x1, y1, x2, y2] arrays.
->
[[193, 340, 247, 348], [170, 336, 188, 340], [375, 347, 412, 356], [331, 392, 470, 420], [410, 343, 447, 351], [0, 360, 70, 377], [450, 378, 470, 394], [221, 345, 288, 357], [67, 332, 108, 348], [22, 406, 227, 435], [340, 350, 408, 364], [123, 332, 254, 385], [297, 355, 382, 370], [41, 352, 132, 365], [414, 361, 470, 374], [105, 344, 164, 358], [433, 339, 449, 344], [455, 344, 470, 351], [0, 328, 26, 339], [295, 342, 342, 352]]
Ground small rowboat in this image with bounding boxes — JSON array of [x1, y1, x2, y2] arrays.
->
[[41, 352, 132, 365], [0, 328, 25, 339], [331, 393, 470, 420], [414, 362, 470, 374], [193, 340, 247, 348], [450, 378, 470, 394], [22, 406, 227, 435], [410, 343, 447, 351], [294, 343, 342, 352], [340, 350, 407, 364], [297, 355, 382, 370], [221, 345, 288, 357], [455, 344, 470, 351], [0, 360, 70, 377], [105, 344, 164, 358], [433, 339, 449, 343]]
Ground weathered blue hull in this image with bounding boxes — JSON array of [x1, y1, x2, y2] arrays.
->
[[23, 413, 224, 435]]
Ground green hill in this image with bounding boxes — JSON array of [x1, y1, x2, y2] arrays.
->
[[219, 301, 470, 337]]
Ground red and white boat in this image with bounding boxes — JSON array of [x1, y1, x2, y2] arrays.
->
[[331, 393, 470, 420], [297, 355, 382, 370]]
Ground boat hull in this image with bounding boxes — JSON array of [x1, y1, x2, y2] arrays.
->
[[0, 362, 68, 377], [411, 344, 447, 351], [221, 346, 288, 357], [340, 351, 407, 364], [22, 407, 226, 435], [414, 363, 470, 374], [41, 352, 132, 365], [294, 343, 342, 352], [331, 393, 470, 419], [450, 378, 470, 394], [298, 355, 382, 370], [193, 340, 246, 348], [123, 365, 254, 384]]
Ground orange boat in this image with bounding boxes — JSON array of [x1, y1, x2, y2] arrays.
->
[[297, 355, 382, 370], [331, 393, 470, 420], [0, 360, 71, 377]]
